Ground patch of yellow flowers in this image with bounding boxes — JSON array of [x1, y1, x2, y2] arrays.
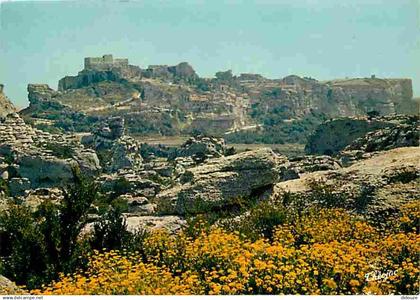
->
[[31, 203, 419, 295]]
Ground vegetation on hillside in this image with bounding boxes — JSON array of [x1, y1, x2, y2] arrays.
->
[[225, 110, 327, 144]]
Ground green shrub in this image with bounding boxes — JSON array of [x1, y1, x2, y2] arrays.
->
[[89, 206, 129, 250], [222, 199, 289, 240], [43, 142, 75, 159], [0, 170, 97, 289], [306, 180, 346, 208]]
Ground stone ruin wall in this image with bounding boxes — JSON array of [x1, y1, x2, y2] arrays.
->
[[84, 54, 129, 70]]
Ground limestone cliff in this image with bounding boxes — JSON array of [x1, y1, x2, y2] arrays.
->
[[0, 84, 16, 118], [324, 78, 415, 115]]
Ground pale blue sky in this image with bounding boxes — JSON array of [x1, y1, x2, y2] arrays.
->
[[1, 0, 419, 107]]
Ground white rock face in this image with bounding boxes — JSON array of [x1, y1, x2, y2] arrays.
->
[[273, 147, 420, 217], [156, 148, 285, 215], [125, 215, 186, 233], [0, 113, 101, 195]]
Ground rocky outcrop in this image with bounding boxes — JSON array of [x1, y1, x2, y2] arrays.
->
[[125, 215, 185, 234], [0, 113, 101, 196], [167, 62, 198, 80], [82, 117, 143, 172], [175, 135, 228, 162], [82, 117, 125, 149], [156, 148, 283, 215], [59, 70, 118, 91], [0, 275, 20, 294], [108, 136, 143, 172], [289, 155, 341, 174], [344, 116, 419, 153], [337, 117, 419, 166], [145, 62, 198, 81], [59, 58, 197, 91], [305, 115, 415, 155], [273, 147, 420, 219], [27, 84, 61, 105], [0, 84, 16, 118]]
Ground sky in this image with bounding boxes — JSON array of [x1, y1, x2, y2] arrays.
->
[[0, 0, 419, 108]]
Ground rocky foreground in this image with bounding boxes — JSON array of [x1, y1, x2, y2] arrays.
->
[[0, 112, 418, 233]]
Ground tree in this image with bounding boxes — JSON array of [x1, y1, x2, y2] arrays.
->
[[215, 70, 233, 82]]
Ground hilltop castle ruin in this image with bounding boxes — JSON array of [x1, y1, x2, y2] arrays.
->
[[84, 54, 129, 70]]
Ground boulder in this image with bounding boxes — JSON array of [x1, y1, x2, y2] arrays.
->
[[305, 117, 393, 155], [272, 147, 420, 219], [337, 116, 419, 166], [305, 115, 418, 156], [83, 215, 185, 237], [100, 173, 161, 200], [8, 177, 31, 196], [19, 188, 63, 209], [156, 148, 284, 215], [118, 194, 156, 215], [343, 117, 419, 153], [13, 154, 77, 189], [168, 62, 198, 80], [289, 155, 342, 174], [125, 215, 186, 233], [176, 135, 227, 162], [0, 275, 20, 294]]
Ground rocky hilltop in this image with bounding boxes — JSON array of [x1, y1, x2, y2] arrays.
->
[[0, 85, 16, 118], [20, 55, 417, 144]]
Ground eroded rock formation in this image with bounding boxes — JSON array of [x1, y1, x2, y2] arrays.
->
[[0, 84, 16, 118], [175, 135, 228, 162], [156, 148, 284, 215], [0, 113, 100, 196], [81, 117, 143, 172], [305, 115, 418, 155], [273, 147, 420, 219]]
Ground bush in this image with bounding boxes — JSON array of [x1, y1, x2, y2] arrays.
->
[[223, 200, 289, 240], [0, 201, 54, 288], [0, 169, 153, 290], [43, 142, 76, 159], [89, 206, 130, 250], [0, 170, 98, 289]]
